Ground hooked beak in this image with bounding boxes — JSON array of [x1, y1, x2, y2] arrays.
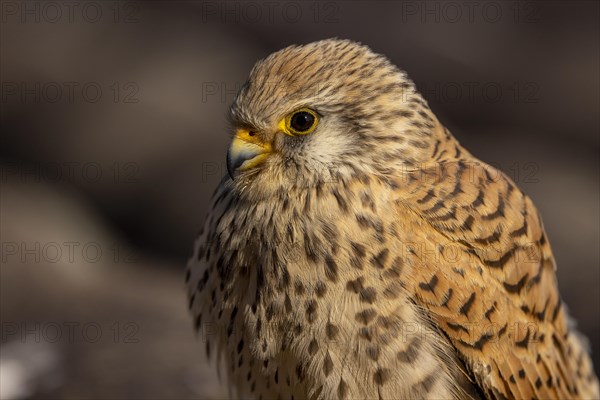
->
[[226, 129, 271, 179]]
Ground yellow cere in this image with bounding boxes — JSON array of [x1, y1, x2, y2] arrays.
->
[[229, 128, 272, 171]]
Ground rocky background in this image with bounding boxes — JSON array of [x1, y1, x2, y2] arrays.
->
[[1, 1, 598, 398]]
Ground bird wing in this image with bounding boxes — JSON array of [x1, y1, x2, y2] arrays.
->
[[392, 158, 598, 399]]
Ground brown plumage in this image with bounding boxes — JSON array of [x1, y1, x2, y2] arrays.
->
[[186, 39, 599, 399]]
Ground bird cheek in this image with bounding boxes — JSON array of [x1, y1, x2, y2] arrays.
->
[[272, 131, 289, 151]]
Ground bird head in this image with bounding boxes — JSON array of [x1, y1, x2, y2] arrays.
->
[[226, 39, 444, 198]]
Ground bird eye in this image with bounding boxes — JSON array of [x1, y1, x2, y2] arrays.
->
[[284, 108, 319, 135]]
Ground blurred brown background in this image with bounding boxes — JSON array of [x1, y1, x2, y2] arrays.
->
[[1, 1, 598, 398]]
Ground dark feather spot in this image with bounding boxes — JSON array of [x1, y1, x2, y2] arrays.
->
[[359, 287, 377, 304], [351, 242, 366, 258], [485, 247, 516, 269], [332, 189, 348, 212], [338, 379, 348, 400], [326, 323, 339, 340], [460, 215, 475, 231], [294, 281, 305, 296], [510, 218, 528, 237], [471, 189, 485, 208], [397, 337, 421, 363], [515, 327, 531, 348], [371, 249, 389, 269], [373, 368, 390, 386], [503, 274, 529, 294], [424, 200, 445, 214], [419, 275, 438, 293], [383, 281, 402, 299], [315, 281, 327, 297], [484, 302, 497, 321], [355, 309, 377, 325], [305, 300, 318, 323], [482, 195, 505, 220], [346, 277, 365, 293], [447, 322, 469, 333], [417, 189, 435, 204], [459, 293, 476, 316], [419, 373, 437, 393], [325, 256, 339, 282], [475, 229, 502, 245], [323, 352, 334, 376], [458, 333, 493, 351], [367, 345, 379, 361], [441, 288, 453, 307]]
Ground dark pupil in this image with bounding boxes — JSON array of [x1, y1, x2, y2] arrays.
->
[[291, 112, 314, 132]]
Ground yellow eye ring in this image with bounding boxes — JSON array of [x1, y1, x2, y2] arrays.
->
[[279, 108, 319, 136]]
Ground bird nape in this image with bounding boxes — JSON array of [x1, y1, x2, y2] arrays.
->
[[185, 38, 599, 400]]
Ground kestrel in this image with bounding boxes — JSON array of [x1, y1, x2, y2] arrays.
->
[[186, 39, 599, 399]]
